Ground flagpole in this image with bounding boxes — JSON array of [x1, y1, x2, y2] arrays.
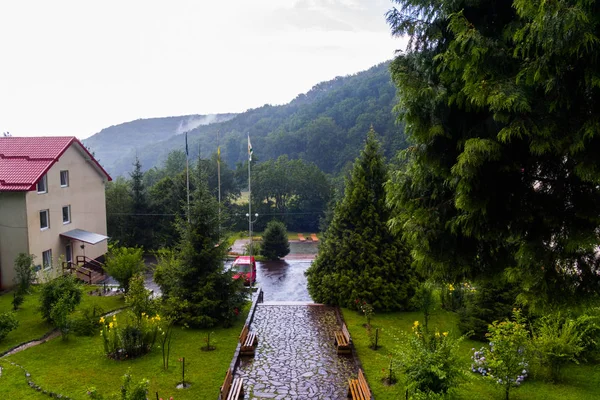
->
[[217, 131, 221, 240], [186, 131, 190, 223], [248, 140, 252, 258]]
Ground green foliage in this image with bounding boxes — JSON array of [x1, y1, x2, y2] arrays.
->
[[104, 246, 145, 294], [531, 314, 585, 382], [458, 279, 519, 341], [155, 165, 246, 328], [386, 0, 600, 309], [50, 294, 75, 340], [12, 291, 24, 311], [120, 369, 149, 400], [397, 321, 463, 397], [412, 283, 438, 334], [573, 311, 600, 362], [0, 312, 19, 342], [129, 157, 153, 249], [261, 220, 290, 260], [39, 275, 83, 324], [71, 305, 105, 337], [125, 273, 156, 322], [306, 129, 416, 311], [105, 177, 133, 246], [13, 253, 35, 294], [100, 312, 160, 360], [475, 310, 530, 400]]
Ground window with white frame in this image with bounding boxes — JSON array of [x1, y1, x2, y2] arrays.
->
[[40, 209, 49, 230], [60, 170, 69, 187], [42, 249, 52, 270], [37, 174, 47, 193], [62, 205, 71, 224]]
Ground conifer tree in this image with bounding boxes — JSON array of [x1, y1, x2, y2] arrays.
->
[[306, 129, 415, 310], [129, 157, 151, 248], [386, 0, 600, 307], [261, 220, 290, 260], [161, 162, 245, 327]]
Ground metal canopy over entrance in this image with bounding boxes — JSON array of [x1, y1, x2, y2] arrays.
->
[[60, 229, 108, 245]]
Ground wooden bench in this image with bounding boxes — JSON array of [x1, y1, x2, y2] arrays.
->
[[239, 323, 258, 356], [334, 323, 352, 354], [220, 368, 243, 400], [347, 369, 372, 399]]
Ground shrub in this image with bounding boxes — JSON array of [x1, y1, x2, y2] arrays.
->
[[120, 369, 149, 400], [105, 246, 145, 294], [39, 275, 83, 323], [51, 294, 75, 340], [531, 313, 584, 381], [411, 283, 437, 333], [125, 273, 156, 322], [574, 312, 600, 362], [72, 305, 105, 336], [471, 310, 530, 400], [100, 312, 160, 360], [12, 291, 25, 311], [0, 312, 19, 342], [13, 253, 35, 294], [396, 321, 464, 396], [458, 279, 519, 340], [260, 220, 290, 260]]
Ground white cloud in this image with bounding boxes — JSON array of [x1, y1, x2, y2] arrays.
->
[[0, 0, 401, 139]]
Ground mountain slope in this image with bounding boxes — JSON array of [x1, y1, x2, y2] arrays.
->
[[89, 62, 406, 177], [83, 114, 235, 175]]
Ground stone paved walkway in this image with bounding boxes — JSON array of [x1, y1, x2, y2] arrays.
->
[[236, 304, 356, 399]]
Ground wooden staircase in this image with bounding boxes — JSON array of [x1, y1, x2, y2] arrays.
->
[[62, 256, 107, 284]]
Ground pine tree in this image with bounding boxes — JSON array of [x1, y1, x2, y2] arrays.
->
[[165, 162, 245, 328], [129, 157, 151, 248], [306, 128, 415, 310], [386, 0, 600, 307], [261, 220, 290, 260]]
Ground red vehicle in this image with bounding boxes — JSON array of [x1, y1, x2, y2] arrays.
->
[[231, 256, 256, 286]]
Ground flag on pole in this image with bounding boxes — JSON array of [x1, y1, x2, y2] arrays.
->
[[217, 146, 221, 164], [185, 131, 189, 157], [248, 134, 253, 161]]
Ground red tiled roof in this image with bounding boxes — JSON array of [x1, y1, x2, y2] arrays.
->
[[0, 136, 112, 191]]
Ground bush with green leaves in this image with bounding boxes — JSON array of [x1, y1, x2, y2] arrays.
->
[[531, 313, 584, 382], [261, 220, 290, 260], [50, 294, 75, 340], [72, 305, 105, 336], [574, 311, 600, 362], [458, 279, 519, 340], [13, 253, 35, 294], [396, 321, 464, 397], [100, 312, 160, 360], [125, 273, 156, 322], [120, 369, 149, 400], [104, 246, 145, 294], [0, 312, 19, 342], [471, 310, 530, 400], [39, 275, 83, 324]]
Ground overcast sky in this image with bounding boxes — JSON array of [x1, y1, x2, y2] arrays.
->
[[0, 0, 403, 139]]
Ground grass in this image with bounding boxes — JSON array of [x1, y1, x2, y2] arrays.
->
[[342, 308, 600, 400], [0, 286, 124, 354], [0, 302, 250, 399]]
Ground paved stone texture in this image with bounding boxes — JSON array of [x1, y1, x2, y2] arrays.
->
[[236, 304, 356, 399]]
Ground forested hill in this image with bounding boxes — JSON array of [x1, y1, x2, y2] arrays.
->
[[83, 114, 236, 175], [88, 61, 406, 177]]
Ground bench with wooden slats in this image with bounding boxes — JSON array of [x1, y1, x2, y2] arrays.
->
[[334, 323, 352, 354], [220, 368, 244, 400], [239, 323, 258, 356], [347, 369, 372, 400]]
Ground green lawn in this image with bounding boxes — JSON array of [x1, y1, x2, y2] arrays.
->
[[0, 303, 250, 399], [342, 309, 600, 400], [0, 286, 124, 354]]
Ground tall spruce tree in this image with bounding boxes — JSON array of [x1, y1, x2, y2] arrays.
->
[[306, 129, 415, 310], [129, 157, 151, 248], [386, 0, 600, 308], [165, 162, 245, 327]]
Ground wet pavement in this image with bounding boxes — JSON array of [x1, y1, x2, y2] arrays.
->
[[236, 304, 355, 399]]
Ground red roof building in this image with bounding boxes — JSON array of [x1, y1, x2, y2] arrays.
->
[[0, 136, 112, 289]]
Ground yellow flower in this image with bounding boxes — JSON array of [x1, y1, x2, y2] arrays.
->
[[443, 332, 448, 337], [109, 322, 114, 329], [142, 312, 146, 317], [99, 317, 105, 324], [413, 321, 419, 327], [155, 315, 161, 321], [435, 332, 440, 338], [113, 315, 117, 321], [448, 284, 455, 292]]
